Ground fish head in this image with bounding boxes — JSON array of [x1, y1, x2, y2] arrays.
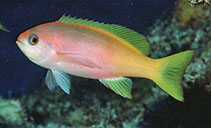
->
[[16, 24, 56, 68]]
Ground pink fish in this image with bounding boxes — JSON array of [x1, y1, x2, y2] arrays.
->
[[16, 16, 195, 101]]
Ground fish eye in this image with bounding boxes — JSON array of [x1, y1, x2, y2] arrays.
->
[[28, 34, 39, 45]]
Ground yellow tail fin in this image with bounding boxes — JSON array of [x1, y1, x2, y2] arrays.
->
[[152, 50, 195, 101]]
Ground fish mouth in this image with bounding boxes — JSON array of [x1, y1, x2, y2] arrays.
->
[[16, 40, 23, 44]]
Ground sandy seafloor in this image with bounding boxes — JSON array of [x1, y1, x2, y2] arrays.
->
[[0, 1, 211, 128]]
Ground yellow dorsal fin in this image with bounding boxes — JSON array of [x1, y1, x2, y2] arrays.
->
[[58, 15, 150, 55]]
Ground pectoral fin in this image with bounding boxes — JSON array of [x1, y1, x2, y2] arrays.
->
[[45, 69, 71, 94], [99, 77, 132, 99]]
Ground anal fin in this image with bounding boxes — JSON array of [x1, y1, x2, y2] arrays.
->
[[99, 77, 132, 99]]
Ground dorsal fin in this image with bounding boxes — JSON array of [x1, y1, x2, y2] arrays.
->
[[58, 15, 150, 55]]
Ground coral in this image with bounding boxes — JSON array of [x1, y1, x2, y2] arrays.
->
[[174, 0, 210, 28], [20, 78, 163, 127], [0, 97, 26, 126], [141, 4, 211, 128], [184, 41, 211, 84], [147, 5, 211, 89]]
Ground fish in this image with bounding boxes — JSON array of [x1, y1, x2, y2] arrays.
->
[[16, 15, 195, 101], [0, 22, 9, 32]]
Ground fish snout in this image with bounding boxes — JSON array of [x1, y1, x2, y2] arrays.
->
[[16, 40, 23, 44]]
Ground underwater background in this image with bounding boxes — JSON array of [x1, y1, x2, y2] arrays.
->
[[0, 0, 210, 127]]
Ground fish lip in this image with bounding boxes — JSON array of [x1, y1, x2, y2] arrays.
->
[[16, 40, 23, 44]]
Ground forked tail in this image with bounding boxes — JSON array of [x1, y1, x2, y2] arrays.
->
[[152, 50, 195, 101]]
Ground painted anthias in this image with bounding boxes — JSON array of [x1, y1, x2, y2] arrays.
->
[[16, 16, 195, 101]]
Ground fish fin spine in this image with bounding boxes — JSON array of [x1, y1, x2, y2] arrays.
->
[[99, 77, 132, 99], [58, 15, 150, 55], [151, 50, 195, 102]]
